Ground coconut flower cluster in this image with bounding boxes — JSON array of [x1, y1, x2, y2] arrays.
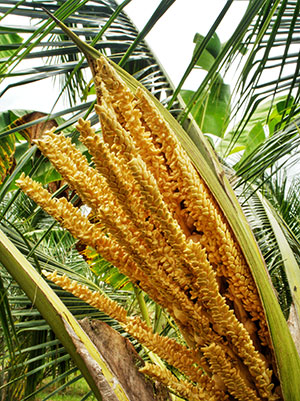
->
[[17, 56, 281, 401]]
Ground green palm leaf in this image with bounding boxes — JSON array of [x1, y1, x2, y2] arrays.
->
[[0, 223, 132, 401], [0, 0, 176, 108]]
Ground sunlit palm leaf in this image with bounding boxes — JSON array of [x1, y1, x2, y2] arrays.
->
[[0, 221, 131, 401], [239, 180, 300, 356]]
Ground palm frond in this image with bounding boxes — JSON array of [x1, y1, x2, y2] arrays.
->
[[0, 208, 130, 401], [230, 0, 300, 139], [262, 171, 300, 264], [234, 116, 300, 185], [0, 0, 177, 110], [239, 184, 292, 317], [234, 171, 300, 347]]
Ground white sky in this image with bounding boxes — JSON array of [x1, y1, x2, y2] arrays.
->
[[0, 1, 249, 113], [123, 0, 248, 87]]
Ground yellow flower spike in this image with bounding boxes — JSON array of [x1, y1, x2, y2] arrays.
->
[[42, 270, 128, 324], [16, 174, 150, 290], [124, 317, 216, 390], [76, 117, 145, 224], [187, 241, 274, 400], [35, 130, 89, 174], [95, 105, 137, 162], [34, 131, 162, 300], [77, 118, 209, 318], [97, 71, 174, 208], [135, 87, 269, 347], [201, 343, 277, 401], [95, 88, 125, 149], [95, 57, 136, 119], [128, 156, 188, 254], [140, 363, 218, 401], [44, 269, 220, 400], [35, 132, 116, 213]]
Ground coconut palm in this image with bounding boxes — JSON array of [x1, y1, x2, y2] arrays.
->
[[0, 1, 299, 400]]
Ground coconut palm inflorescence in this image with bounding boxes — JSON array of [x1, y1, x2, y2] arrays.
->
[[16, 55, 285, 401]]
